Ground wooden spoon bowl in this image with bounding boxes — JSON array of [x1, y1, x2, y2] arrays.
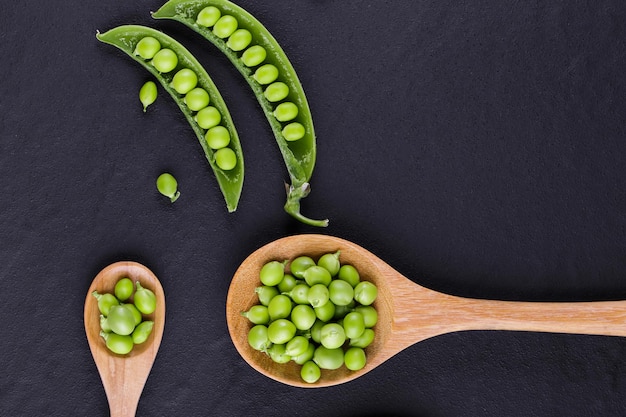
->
[[84, 261, 166, 417], [226, 234, 626, 388]]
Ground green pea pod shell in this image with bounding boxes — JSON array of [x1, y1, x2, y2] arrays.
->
[[152, 0, 328, 227], [96, 25, 244, 212]]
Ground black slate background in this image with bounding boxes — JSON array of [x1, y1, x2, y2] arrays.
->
[[3, 0, 626, 416]]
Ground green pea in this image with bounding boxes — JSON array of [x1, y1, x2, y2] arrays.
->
[[241, 45, 267, 67], [151, 48, 178, 73], [139, 81, 157, 112], [184, 87, 210, 111], [114, 277, 134, 301], [310, 319, 325, 343], [303, 266, 332, 287], [259, 260, 285, 286], [289, 256, 316, 278], [241, 305, 270, 325], [215, 147, 237, 170], [123, 303, 143, 326], [99, 314, 111, 333], [171, 68, 198, 94], [344, 347, 367, 371], [314, 300, 335, 322], [343, 311, 365, 339], [213, 15, 238, 39], [285, 335, 310, 357], [156, 172, 180, 202], [195, 106, 222, 129], [320, 322, 346, 349], [290, 304, 316, 331], [285, 283, 310, 305], [317, 251, 341, 276], [307, 283, 330, 308], [107, 305, 136, 336], [349, 328, 375, 348], [92, 291, 118, 316], [255, 285, 279, 306], [196, 6, 221, 27], [354, 281, 378, 306], [267, 343, 292, 364], [292, 343, 315, 365], [134, 281, 157, 315], [328, 279, 354, 306], [282, 122, 305, 141], [227, 29, 252, 51], [264, 82, 289, 102], [355, 305, 378, 328], [205, 125, 231, 149], [253, 64, 279, 85], [272, 102, 299, 122], [133, 36, 161, 59], [100, 331, 134, 355], [301, 360, 321, 383], [277, 273, 297, 293], [267, 294, 292, 321], [313, 345, 344, 370], [267, 318, 296, 344], [132, 320, 154, 344], [247, 324, 270, 351], [338, 264, 360, 287]]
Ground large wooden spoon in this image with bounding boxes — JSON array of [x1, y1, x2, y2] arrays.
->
[[226, 234, 626, 388], [84, 261, 166, 416]]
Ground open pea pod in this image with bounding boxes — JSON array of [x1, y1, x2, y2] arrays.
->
[[97, 25, 244, 212], [153, 0, 328, 227]]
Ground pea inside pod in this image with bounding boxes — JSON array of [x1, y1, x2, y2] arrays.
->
[[96, 25, 244, 212], [153, 0, 328, 227]]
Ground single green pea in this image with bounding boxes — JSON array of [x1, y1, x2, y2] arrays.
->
[[292, 343, 315, 365], [267, 318, 296, 344], [349, 328, 375, 348], [92, 291, 119, 316], [114, 277, 134, 301], [267, 343, 292, 364], [196, 6, 221, 27], [277, 274, 298, 293], [301, 360, 321, 383], [132, 320, 154, 344], [139, 81, 157, 112], [313, 345, 344, 370], [320, 322, 346, 349], [317, 251, 341, 276], [290, 304, 316, 331], [289, 256, 316, 278], [252, 64, 279, 85], [273, 102, 299, 122], [133, 36, 161, 59], [264, 82, 289, 102], [171, 68, 198, 95], [215, 147, 237, 170], [355, 305, 378, 328], [307, 283, 329, 308], [241, 45, 267, 67], [344, 347, 367, 371], [282, 122, 305, 141], [107, 305, 137, 336], [151, 48, 178, 73], [314, 300, 335, 322], [101, 331, 134, 355], [122, 303, 143, 326], [195, 106, 222, 129], [184, 87, 210, 111], [259, 260, 285, 286], [285, 283, 310, 305], [134, 281, 157, 315], [247, 324, 270, 351], [213, 15, 238, 39], [205, 125, 231, 149], [354, 281, 378, 306], [343, 311, 365, 339], [309, 319, 325, 343], [328, 279, 354, 306], [241, 305, 270, 325], [227, 28, 252, 51], [274, 101, 298, 122], [156, 172, 180, 202], [255, 285, 279, 306], [285, 335, 309, 357], [338, 264, 360, 287], [267, 294, 293, 321], [303, 266, 332, 287]]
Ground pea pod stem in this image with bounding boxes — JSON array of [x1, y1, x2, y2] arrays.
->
[[152, 0, 328, 227]]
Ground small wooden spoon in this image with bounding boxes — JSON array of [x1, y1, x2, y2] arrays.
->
[[226, 234, 626, 388], [84, 261, 166, 416]]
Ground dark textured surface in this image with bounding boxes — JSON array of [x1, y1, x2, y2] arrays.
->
[[2, 0, 626, 416]]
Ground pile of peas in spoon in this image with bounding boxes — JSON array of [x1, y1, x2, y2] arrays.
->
[[243, 252, 378, 383]]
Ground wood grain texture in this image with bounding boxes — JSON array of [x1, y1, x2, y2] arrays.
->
[[84, 262, 166, 417], [226, 234, 626, 388]]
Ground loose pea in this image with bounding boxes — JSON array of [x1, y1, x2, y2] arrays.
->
[[285, 283, 310, 305], [101, 331, 134, 355], [133, 36, 161, 59], [134, 281, 157, 315], [303, 266, 332, 287], [313, 345, 344, 370], [205, 125, 231, 149], [156, 172, 180, 202], [114, 277, 134, 301], [267, 318, 296, 344], [92, 291, 119, 316], [328, 279, 354, 306], [248, 324, 270, 351], [292, 343, 315, 365], [290, 304, 317, 331], [355, 305, 378, 328], [285, 335, 310, 357], [255, 285, 279, 306], [314, 299, 335, 322], [123, 303, 143, 326], [241, 305, 270, 325], [195, 106, 222, 129], [320, 323, 346, 349], [139, 81, 157, 112], [282, 122, 305, 141], [259, 260, 285, 286], [264, 82, 289, 102], [132, 320, 154, 344], [301, 361, 321, 383], [307, 283, 329, 308], [267, 343, 292, 364], [267, 294, 292, 321], [343, 311, 365, 339], [354, 281, 378, 306], [213, 15, 238, 39], [151, 48, 178, 73], [196, 6, 221, 27], [289, 256, 316, 278], [107, 305, 137, 336], [344, 347, 367, 371], [277, 274, 297, 293], [171, 68, 198, 95], [184, 87, 210, 111], [252, 64, 279, 85], [317, 251, 341, 276], [338, 264, 360, 287], [349, 328, 375, 348], [215, 147, 237, 170], [273, 102, 299, 122], [227, 29, 252, 51], [241, 45, 267, 67]]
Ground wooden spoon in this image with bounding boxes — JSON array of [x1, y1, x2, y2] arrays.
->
[[226, 234, 626, 388], [84, 261, 166, 416]]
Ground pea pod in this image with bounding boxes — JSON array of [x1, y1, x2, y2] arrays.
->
[[96, 25, 244, 212], [152, 0, 328, 227]]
